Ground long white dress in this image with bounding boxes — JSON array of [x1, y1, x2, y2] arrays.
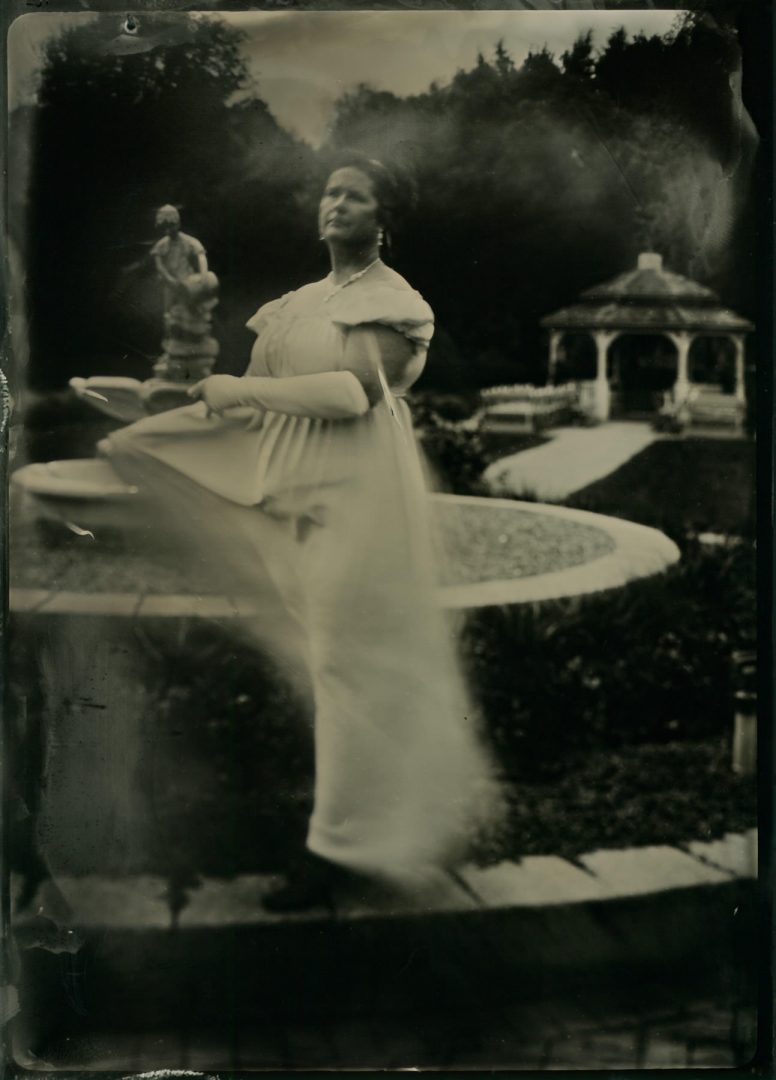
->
[[101, 259, 500, 886]]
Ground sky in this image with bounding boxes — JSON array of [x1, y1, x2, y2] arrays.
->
[[9, 9, 682, 144]]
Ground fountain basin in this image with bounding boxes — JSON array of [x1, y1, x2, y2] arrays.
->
[[11, 459, 680, 612]]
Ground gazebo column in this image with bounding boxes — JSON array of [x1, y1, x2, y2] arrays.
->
[[592, 330, 616, 421], [548, 330, 563, 385], [670, 330, 693, 401], [731, 334, 746, 402]]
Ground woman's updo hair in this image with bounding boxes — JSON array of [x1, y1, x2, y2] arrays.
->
[[324, 149, 417, 244]]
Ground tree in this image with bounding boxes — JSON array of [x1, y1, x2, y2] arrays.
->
[[562, 31, 595, 84], [494, 39, 516, 79], [326, 29, 754, 391], [23, 14, 316, 388]]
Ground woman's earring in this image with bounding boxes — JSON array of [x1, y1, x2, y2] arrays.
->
[[377, 227, 384, 248]]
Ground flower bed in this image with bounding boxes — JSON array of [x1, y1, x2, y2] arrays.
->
[[480, 384, 577, 434], [480, 384, 578, 406]]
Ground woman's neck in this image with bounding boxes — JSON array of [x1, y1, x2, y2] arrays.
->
[[327, 242, 380, 285]]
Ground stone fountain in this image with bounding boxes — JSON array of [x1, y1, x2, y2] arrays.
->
[[69, 204, 219, 423]]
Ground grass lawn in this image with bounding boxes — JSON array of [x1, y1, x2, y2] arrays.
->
[[477, 430, 550, 460], [566, 437, 756, 539]]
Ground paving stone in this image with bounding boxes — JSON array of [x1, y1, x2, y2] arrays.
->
[[643, 1034, 690, 1067], [225, 594, 262, 617], [333, 867, 477, 918], [8, 588, 56, 612], [495, 999, 569, 1040], [135, 593, 235, 618], [40, 591, 140, 616], [24, 874, 171, 930], [547, 1029, 646, 1069], [686, 830, 757, 879], [580, 845, 731, 896], [686, 1042, 736, 1067], [177, 874, 333, 926], [458, 857, 609, 907], [544, 1032, 599, 1068], [32, 1030, 186, 1071], [659, 1005, 735, 1042], [584, 1031, 643, 1067]]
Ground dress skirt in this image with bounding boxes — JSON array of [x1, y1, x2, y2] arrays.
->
[[102, 395, 499, 885]]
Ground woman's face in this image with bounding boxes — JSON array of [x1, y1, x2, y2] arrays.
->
[[318, 167, 381, 248]]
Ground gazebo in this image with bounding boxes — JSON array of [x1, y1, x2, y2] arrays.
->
[[541, 252, 754, 424]]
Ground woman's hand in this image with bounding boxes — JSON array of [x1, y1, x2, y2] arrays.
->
[[188, 374, 243, 415], [188, 376, 265, 427]]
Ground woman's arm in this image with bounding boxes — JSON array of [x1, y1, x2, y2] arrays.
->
[[341, 325, 420, 407], [188, 370, 370, 420], [189, 326, 420, 420]]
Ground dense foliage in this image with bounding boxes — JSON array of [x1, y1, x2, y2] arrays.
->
[[15, 12, 758, 392], [325, 17, 757, 389], [19, 14, 321, 389], [464, 539, 755, 780]]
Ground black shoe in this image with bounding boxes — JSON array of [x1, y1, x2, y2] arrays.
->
[[261, 852, 341, 913]]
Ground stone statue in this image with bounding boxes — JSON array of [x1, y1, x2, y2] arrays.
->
[[70, 205, 220, 421], [150, 205, 220, 383]]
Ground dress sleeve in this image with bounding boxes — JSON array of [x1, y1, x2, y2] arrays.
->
[[245, 292, 294, 336], [329, 285, 434, 348]]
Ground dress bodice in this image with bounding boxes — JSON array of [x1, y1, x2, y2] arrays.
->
[[245, 260, 434, 391], [102, 260, 434, 508]]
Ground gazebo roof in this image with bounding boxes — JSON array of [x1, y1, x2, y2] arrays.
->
[[541, 253, 754, 334]]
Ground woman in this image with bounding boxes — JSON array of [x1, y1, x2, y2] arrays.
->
[[100, 153, 500, 910]]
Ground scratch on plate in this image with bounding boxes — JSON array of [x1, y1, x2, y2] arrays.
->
[[83, 388, 110, 403], [65, 522, 96, 539]]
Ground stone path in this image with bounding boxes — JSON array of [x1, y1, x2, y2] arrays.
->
[[14, 830, 757, 931], [9, 831, 757, 1070], [485, 421, 662, 501]]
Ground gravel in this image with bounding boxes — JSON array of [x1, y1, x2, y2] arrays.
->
[[434, 501, 614, 586]]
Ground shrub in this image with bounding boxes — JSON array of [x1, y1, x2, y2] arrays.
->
[[410, 394, 490, 495], [463, 538, 755, 779]]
